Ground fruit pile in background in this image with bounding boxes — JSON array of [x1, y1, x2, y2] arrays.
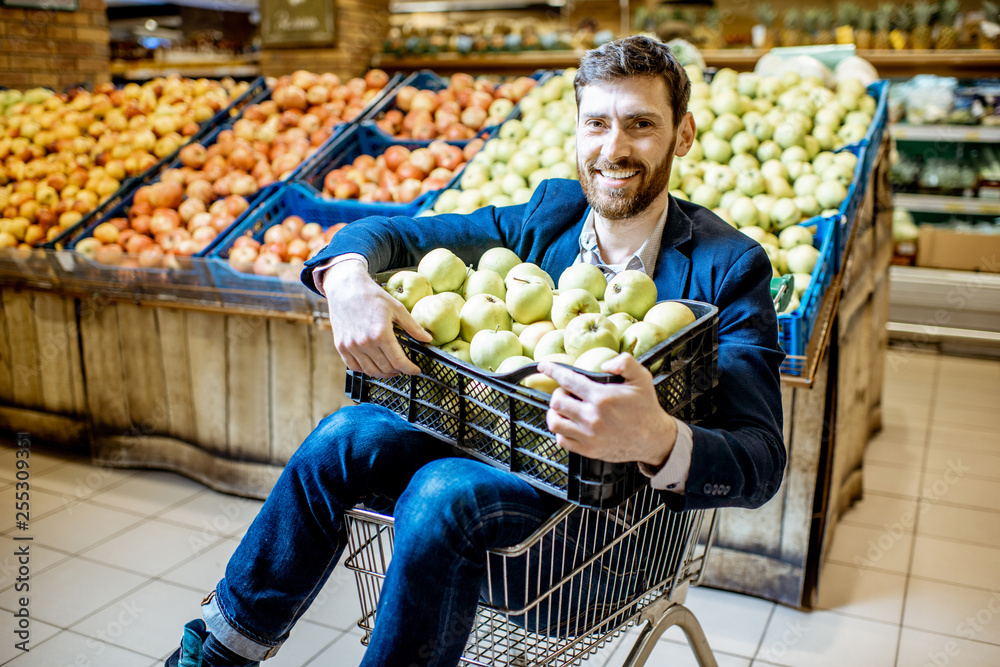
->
[[386, 245, 697, 394], [0, 77, 246, 249], [72, 69, 392, 266], [371, 73, 537, 140], [431, 69, 579, 215], [227, 214, 343, 279], [321, 139, 483, 204]]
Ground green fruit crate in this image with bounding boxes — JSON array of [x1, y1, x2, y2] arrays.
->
[[345, 299, 718, 510]]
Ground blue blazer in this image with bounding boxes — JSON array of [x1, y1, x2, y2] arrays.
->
[[304, 179, 786, 511]]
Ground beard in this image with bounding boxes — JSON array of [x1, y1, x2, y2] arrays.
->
[[578, 141, 675, 221]]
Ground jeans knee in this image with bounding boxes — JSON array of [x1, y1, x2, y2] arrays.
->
[[395, 460, 492, 549]]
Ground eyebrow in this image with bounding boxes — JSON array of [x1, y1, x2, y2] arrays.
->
[[579, 110, 665, 123]]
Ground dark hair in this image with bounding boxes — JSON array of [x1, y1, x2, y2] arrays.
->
[[574, 35, 691, 127]]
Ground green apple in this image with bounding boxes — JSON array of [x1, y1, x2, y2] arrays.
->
[[522, 372, 559, 395], [550, 288, 601, 329], [512, 321, 527, 336], [564, 313, 620, 358], [558, 263, 608, 300], [463, 268, 506, 300], [599, 300, 612, 317], [621, 321, 670, 359], [508, 152, 539, 178], [460, 293, 512, 342], [518, 321, 556, 359], [532, 329, 567, 361], [410, 293, 462, 346], [385, 270, 433, 312], [607, 312, 638, 340], [505, 276, 554, 325], [778, 225, 815, 250], [505, 262, 555, 289], [436, 291, 465, 316], [495, 355, 535, 374], [573, 347, 620, 373], [418, 248, 468, 294], [644, 301, 696, 337], [499, 119, 527, 142], [478, 247, 521, 279], [538, 352, 576, 366], [604, 270, 657, 320], [470, 329, 523, 372], [438, 338, 472, 364], [786, 244, 820, 275]]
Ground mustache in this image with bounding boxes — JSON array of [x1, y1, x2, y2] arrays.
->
[[585, 158, 645, 174]]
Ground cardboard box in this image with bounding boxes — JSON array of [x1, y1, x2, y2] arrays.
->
[[916, 226, 1000, 273]]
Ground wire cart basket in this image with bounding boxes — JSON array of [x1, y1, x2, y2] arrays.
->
[[344, 484, 720, 666]]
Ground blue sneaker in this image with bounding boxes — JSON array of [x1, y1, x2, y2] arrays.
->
[[165, 619, 209, 666]]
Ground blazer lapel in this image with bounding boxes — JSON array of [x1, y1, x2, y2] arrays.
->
[[653, 197, 693, 299]]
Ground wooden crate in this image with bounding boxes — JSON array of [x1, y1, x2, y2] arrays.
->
[[78, 299, 352, 498], [0, 287, 88, 451]]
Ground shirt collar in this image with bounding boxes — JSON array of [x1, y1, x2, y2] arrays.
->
[[578, 198, 671, 277]]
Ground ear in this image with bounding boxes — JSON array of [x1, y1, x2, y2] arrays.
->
[[672, 112, 696, 158]]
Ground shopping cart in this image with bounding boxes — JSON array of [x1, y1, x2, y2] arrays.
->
[[344, 484, 720, 666]]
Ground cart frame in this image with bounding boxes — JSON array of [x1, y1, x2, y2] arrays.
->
[[344, 484, 720, 667]]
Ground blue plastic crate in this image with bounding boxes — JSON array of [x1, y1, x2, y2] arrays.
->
[[777, 215, 837, 375], [294, 124, 467, 215], [206, 182, 411, 312]]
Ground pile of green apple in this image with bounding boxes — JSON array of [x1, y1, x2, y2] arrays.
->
[[385, 246, 697, 395], [672, 66, 872, 235], [427, 69, 579, 216]]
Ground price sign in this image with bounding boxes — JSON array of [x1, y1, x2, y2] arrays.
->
[[261, 0, 335, 47]]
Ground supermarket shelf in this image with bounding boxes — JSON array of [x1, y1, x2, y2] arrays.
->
[[891, 124, 1000, 143], [110, 57, 261, 81], [893, 193, 1000, 215], [376, 49, 1000, 77]]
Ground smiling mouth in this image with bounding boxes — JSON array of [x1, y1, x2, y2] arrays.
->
[[595, 169, 639, 184]]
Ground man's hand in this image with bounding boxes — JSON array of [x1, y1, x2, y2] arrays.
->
[[536, 353, 678, 467], [324, 260, 432, 378]]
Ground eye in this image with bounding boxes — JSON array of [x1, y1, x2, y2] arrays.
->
[[585, 119, 604, 129], [634, 120, 653, 129]]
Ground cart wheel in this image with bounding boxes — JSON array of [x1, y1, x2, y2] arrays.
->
[[619, 603, 717, 667]]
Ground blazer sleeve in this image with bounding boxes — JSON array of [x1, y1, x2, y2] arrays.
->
[[664, 244, 786, 511]]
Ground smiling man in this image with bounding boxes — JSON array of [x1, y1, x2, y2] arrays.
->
[[166, 36, 785, 667]]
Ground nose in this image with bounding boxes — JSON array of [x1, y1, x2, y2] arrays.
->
[[601, 123, 629, 163]]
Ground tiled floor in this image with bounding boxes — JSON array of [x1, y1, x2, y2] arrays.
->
[[1, 350, 998, 666]]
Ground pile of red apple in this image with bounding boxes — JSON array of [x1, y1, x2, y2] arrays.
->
[[372, 73, 537, 141], [321, 138, 483, 204], [227, 214, 343, 278], [0, 77, 247, 248]]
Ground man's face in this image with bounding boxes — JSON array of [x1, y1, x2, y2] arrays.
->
[[576, 76, 692, 221]]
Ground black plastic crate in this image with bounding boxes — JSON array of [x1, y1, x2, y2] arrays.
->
[[346, 299, 719, 509]]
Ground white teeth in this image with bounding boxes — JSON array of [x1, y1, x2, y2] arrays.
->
[[599, 170, 638, 179]]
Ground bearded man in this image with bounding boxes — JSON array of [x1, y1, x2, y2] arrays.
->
[[166, 35, 785, 667]]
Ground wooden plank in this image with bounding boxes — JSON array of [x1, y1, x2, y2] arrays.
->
[[79, 296, 131, 432], [268, 318, 313, 464], [226, 312, 271, 460], [0, 405, 89, 454], [156, 308, 197, 444], [701, 547, 805, 608], [32, 292, 76, 416], [2, 290, 42, 410], [310, 322, 350, 426], [778, 356, 828, 566], [117, 302, 169, 434], [0, 288, 14, 404], [185, 310, 229, 454], [63, 295, 86, 418]]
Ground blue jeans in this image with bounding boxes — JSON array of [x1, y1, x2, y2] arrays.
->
[[203, 404, 563, 667]]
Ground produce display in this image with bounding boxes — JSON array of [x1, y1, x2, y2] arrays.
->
[[227, 214, 343, 279], [385, 245, 697, 394], [371, 73, 538, 140], [0, 77, 248, 249], [430, 69, 579, 215], [320, 139, 483, 204], [70, 69, 393, 267]]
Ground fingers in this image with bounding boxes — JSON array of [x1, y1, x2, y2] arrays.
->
[[391, 299, 434, 343], [536, 361, 596, 402], [546, 406, 590, 445], [602, 353, 649, 383]]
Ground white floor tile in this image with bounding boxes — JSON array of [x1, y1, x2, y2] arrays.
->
[[879, 403, 933, 429], [298, 564, 365, 631], [68, 579, 206, 660], [0, 442, 77, 483], [27, 459, 136, 502], [837, 493, 918, 531], [15, 557, 146, 627], [159, 536, 240, 593], [18, 500, 144, 554], [921, 469, 1000, 512], [87, 470, 204, 517], [825, 522, 914, 574], [0, 535, 71, 591], [910, 535, 1000, 591], [873, 420, 928, 446], [904, 578, 1000, 646], [660, 587, 773, 659], [305, 627, 366, 666], [918, 502, 1000, 549], [2, 628, 157, 665], [639, 638, 752, 667], [262, 619, 341, 667], [157, 490, 264, 538], [863, 438, 924, 470], [928, 424, 1000, 454], [863, 463, 922, 498], [926, 445, 1000, 481], [0, 617, 61, 662], [813, 562, 907, 625], [932, 404, 1000, 432], [78, 518, 225, 578], [897, 627, 1000, 667], [755, 606, 898, 667], [0, 484, 77, 530]]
